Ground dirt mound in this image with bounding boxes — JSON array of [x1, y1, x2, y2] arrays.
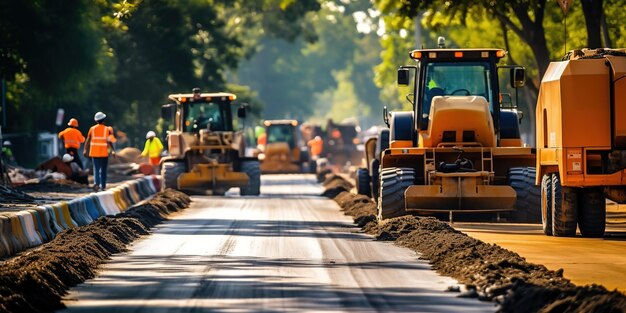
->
[[324, 176, 626, 313], [109, 147, 143, 165], [334, 191, 376, 227], [16, 179, 91, 193], [0, 189, 190, 313], [320, 174, 353, 198]]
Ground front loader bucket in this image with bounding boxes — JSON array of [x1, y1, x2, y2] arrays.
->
[[405, 172, 516, 212], [178, 163, 249, 194]]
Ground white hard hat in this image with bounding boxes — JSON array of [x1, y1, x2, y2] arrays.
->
[[146, 131, 156, 139], [62, 154, 74, 162], [2, 140, 10, 146], [94, 111, 106, 121]]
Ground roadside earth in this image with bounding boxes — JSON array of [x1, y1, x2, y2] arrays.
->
[[322, 174, 626, 313], [0, 189, 190, 313]]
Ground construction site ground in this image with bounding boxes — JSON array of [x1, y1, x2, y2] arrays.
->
[[1, 172, 625, 312]]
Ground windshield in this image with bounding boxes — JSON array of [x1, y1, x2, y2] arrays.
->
[[421, 61, 494, 122], [267, 124, 296, 148], [184, 101, 232, 132]]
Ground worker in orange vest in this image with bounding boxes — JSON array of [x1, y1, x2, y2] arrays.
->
[[58, 118, 85, 169], [257, 132, 267, 150], [307, 136, 324, 158], [83, 112, 116, 191]]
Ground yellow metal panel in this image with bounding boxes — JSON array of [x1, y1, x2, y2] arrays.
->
[[422, 96, 496, 148], [389, 140, 413, 148], [405, 181, 516, 212], [561, 58, 611, 148]]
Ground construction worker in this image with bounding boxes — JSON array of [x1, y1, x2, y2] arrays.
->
[[192, 87, 202, 101], [62, 153, 88, 184], [257, 132, 267, 149], [1, 141, 15, 165], [83, 111, 116, 191], [58, 118, 85, 169], [141, 131, 164, 166], [307, 136, 324, 158]]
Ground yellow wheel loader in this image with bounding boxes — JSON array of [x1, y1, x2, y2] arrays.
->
[[258, 119, 310, 174], [536, 48, 626, 237], [160, 91, 260, 195], [378, 40, 538, 221]]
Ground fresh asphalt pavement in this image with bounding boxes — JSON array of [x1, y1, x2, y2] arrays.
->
[[60, 174, 494, 312]]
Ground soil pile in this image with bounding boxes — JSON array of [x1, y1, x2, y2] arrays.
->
[[324, 177, 626, 313], [320, 174, 353, 198], [0, 189, 190, 313]]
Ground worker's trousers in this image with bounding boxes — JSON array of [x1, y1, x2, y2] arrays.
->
[[92, 157, 109, 190]]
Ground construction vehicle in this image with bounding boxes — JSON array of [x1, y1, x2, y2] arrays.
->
[[324, 119, 362, 172], [160, 91, 260, 195], [536, 48, 626, 237], [378, 39, 538, 221], [258, 119, 310, 173], [356, 127, 389, 202]]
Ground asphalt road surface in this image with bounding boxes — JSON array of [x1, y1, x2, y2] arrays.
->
[[61, 174, 493, 313], [455, 209, 626, 293]]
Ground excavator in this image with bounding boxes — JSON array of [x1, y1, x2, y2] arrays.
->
[[378, 38, 538, 222]]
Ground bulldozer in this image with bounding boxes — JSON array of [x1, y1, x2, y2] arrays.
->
[[160, 91, 261, 195], [258, 119, 310, 173], [536, 48, 626, 237], [378, 39, 538, 221]]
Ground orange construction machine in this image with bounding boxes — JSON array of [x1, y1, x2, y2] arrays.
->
[[258, 119, 310, 173], [536, 48, 626, 237], [378, 39, 538, 221], [160, 91, 260, 196]]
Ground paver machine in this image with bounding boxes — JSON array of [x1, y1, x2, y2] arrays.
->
[[160, 91, 261, 195], [258, 119, 309, 173], [378, 40, 538, 221], [536, 48, 626, 237]]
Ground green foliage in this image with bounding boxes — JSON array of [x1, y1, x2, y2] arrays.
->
[[0, 0, 321, 149]]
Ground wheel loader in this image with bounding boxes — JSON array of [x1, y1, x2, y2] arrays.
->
[[378, 39, 538, 221], [536, 48, 626, 237], [160, 91, 261, 195], [258, 119, 310, 173]]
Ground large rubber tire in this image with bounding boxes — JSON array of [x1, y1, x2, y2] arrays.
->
[[356, 168, 371, 197], [578, 187, 606, 238], [541, 174, 553, 235], [240, 160, 261, 196], [508, 167, 541, 223], [161, 161, 185, 190], [370, 158, 380, 202], [552, 173, 578, 237], [377, 167, 415, 220]]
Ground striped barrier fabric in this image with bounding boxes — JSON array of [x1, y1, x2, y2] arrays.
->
[[0, 175, 163, 258]]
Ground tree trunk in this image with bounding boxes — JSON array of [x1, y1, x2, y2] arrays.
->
[[601, 11, 612, 47], [581, 0, 603, 48]]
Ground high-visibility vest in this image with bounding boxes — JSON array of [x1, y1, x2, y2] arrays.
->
[[141, 137, 164, 158], [257, 133, 267, 146], [58, 127, 85, 149], [87, 124, 114, 157], [308, 138, 323, 156]]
